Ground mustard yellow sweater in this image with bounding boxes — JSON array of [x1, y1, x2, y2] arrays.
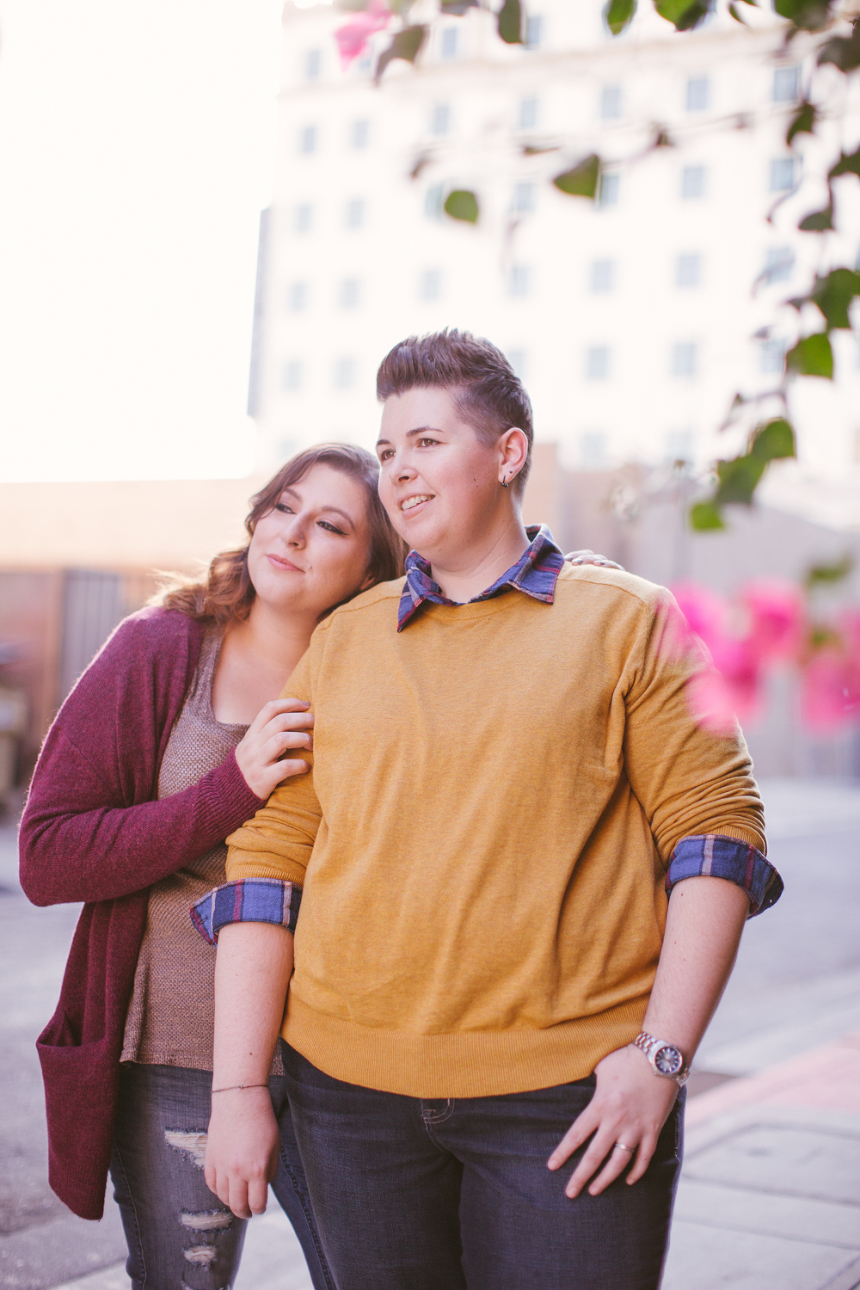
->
[[226, 565, 765, 1097]]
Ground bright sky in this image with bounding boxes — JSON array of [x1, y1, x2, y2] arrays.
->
[[0, 0, 284, 481]]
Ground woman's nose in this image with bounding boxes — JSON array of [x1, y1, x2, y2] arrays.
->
[[284, 517, 306, 547]]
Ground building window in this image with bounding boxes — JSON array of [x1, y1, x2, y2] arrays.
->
[[580, 431, 607, 466], [671, 342, 698, 377], [339, 278, 361, 309], [681, 165, 706, 199], [525, 15, 543, 48], [518, 97, 539, 130], [508, 264, 532, 297], [598, 172, 620, 207], [431, 102, 451, 136], [440, 26, 459, 59], [760, 338, 786, 373], [686, 76, 709, 112], [419, 269, 442, 301], [294, 203, 313, 233], [345, 198, 365, 229], [676, 253, 702, 287], [770, 157, 798, 192], [351, 119, 370, 149], [282, 360, 303, 391], [586, 346, 610, 380], [305, 49, 322, 81], [512, 182, 536, 214], [333, 358, 356, 390], [763, 246, 795, 283], [425, 184, 444, 220], [299, 125, 317, 155], [600, 86, 622, 120], [773, 65, 800, 103], [590, 259, 614, 292], [287, 281, 308, 312]]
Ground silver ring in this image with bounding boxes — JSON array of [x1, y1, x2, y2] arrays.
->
[[614, 1141, 635, 1153]]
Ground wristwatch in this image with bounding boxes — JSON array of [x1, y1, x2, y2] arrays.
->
[[631, 1032, 690, 1086]]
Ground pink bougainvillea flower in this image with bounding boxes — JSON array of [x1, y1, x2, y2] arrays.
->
[[801, 649, 858, 731], [802, 611, 860, 731], [670, 582, 764, 734], [742, 580, 805, 664], [334, 0, 393, 69]]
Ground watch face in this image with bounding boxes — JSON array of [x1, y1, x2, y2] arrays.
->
[[654, 1045, 683, 1076]]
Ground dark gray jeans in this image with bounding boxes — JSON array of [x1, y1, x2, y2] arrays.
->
[[109, 1061, 334, 1290], [281, 1041, 684, 1290]]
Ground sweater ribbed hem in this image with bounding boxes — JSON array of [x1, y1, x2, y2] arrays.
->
[[282, 993, 650, 1098]]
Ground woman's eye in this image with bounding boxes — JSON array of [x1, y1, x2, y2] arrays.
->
[[274, 502, 293, 514], [378, 449, 393, 462], [318, 521, 346, 535], [418, 437, 439, 448]]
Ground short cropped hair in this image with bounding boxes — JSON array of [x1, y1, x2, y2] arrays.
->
[[376, 329, 534, 494]]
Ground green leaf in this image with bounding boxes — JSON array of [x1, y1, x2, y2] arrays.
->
[[829, 142, 860, 180], [805, 554, 854, 588], [786, 101, 816, 146], [785, 332, 833, 378], [374, 25, 426, 82], [497, 0, 523, 44], [654, 0, 712, 32], [553, 154, 601, 199], [443, 189, 479, 223], [798, 203, 834, 232], [809, 268, 860, 330], [774, 0, 834, 31], [714, 455, 767, 506], [690, 501, 726, 531], [604, 0, 637, 35], [749, 418, 796, 461], [817, 20, 860, 71]]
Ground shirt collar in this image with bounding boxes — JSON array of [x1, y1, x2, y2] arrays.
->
[[397, 524, 564, 631]]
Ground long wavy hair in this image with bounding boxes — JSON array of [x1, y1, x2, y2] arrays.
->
[[160, 444, 405, 629]]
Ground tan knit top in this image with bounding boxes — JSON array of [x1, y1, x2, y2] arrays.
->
[[121, 627, 268, 1070]]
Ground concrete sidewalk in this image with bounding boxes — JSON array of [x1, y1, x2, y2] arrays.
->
[[664, 1032, 860, 1290]]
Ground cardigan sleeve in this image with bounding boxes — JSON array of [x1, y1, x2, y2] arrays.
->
[[19, 612, 265, 907]]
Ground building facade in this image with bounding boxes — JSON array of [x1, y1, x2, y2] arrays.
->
[[249, 0, 860, 500]]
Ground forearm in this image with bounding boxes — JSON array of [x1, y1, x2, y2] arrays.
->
[[643, 874, 750, 1060], [212, 921, 294, 1089]]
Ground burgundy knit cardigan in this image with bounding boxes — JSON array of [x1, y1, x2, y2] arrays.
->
[[18, 607, 264, 1221]]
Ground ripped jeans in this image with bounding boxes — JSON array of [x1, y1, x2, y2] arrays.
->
[[109, 1062, 333, 1290]]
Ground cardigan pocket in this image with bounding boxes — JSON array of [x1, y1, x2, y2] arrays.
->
[[37, 1012, 121, 1222]]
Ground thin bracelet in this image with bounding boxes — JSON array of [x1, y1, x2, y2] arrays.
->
[[211, 1082, 269, 1094]]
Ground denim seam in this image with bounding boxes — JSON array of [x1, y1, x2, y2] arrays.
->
[[111, 1135, 149, 1290], [276, 1143, 338, 1290]]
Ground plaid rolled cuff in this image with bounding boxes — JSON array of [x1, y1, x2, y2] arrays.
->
[[666, 835, 783, 917], [190, 878, 302, 946]]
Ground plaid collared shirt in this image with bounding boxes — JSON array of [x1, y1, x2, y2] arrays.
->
[[397, 523, 565, 631]]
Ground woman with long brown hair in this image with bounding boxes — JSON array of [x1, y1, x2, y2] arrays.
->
[[19, 444, 404, 1290]]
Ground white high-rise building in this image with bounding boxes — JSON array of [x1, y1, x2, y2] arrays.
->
[[249, 0, 860, 496]]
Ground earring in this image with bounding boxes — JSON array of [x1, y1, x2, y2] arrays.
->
[[501, 475, 509, 488]]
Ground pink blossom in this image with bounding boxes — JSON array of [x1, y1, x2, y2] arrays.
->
[[334, 1, 393, 69], [802, 611, 860, 731], [742, 580, 805, 663]]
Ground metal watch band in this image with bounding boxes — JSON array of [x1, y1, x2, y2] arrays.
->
[[632, 1031, 690, 1086]]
